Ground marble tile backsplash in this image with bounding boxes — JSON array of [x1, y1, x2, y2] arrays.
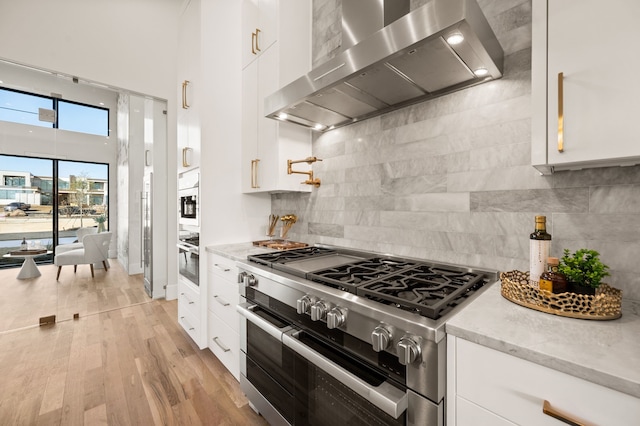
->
[[272, 0, 640, 301]]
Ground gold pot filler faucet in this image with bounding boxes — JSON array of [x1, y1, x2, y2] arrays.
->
[[287, 156, 322, 187]]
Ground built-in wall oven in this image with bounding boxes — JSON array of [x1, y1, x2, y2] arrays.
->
[[236, 246, 498, 426], [178, 169, 199, 227], [178, 232, 199, 286]]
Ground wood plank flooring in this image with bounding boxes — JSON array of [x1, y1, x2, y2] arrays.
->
[[0, 261, 149, 333], [0, 263, 268, 425]]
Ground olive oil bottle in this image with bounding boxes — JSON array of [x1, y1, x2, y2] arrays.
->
[[529, 215, 551, 286]]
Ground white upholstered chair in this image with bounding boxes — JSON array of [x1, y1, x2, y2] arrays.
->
[[55, 227, 98, 256], [54, 232, 112, 280]]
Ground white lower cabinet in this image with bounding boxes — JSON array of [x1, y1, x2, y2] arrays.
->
[[447, 337, 640, 426], [207, 253, 241, 380], [178, 279, 204, 348]]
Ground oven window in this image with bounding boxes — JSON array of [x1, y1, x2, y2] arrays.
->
[[247, 321, 295, 393], [295, 359, 406, 426], [178, 247, 199, 285]]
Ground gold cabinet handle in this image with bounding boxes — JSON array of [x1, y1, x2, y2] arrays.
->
[[542, 400, 585, 426], [557, 72, 564, 153], [182, 80, 190, 109], [250, 159, 260, 188], [251, 29, 261, 55], [182, 147, 193, 168], [251, 32, 257, 55]]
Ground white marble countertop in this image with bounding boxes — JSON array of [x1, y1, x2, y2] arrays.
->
[[205, 242, 273, 261], [446, 282, 640, 399]]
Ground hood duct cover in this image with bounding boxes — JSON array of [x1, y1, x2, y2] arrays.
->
[[265, 0, 503, 131]]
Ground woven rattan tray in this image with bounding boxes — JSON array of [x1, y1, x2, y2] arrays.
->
[[500, 270, 622, 320]]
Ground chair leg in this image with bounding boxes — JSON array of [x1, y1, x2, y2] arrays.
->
[[57, 266, 62, 280], [102, 260, 108, 270], [90, 264, 94, 278], [74, 265, 77, 273]]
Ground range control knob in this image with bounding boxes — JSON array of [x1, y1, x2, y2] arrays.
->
[[371, 325, 392, 352], [310, 301, 329, 321], [243, 274, 258, 287], [296, 295, 315, 315], [237, 271, 248, 283], [326, 307, 347, 329], [397, 335, 421, 365]]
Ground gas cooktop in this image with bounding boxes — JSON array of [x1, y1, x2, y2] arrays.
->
[[247, 246, 496, 320]]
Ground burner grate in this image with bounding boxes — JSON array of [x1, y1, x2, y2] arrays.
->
[[356, 265, 485, 319], [307, 258, 420, 293]]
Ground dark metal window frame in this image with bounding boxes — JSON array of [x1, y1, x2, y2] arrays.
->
[[0, 153, 110, 268], [0, 87, 110, 137]]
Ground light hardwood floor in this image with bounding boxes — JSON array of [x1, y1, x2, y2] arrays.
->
[[0, 262, 267, 425]]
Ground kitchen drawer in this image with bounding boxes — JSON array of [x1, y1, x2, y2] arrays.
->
[[208, 310, 240, 380], [454, 338, 640, 426], [178, 306, 201, 345], [207, 253, 237, 281], [178, 280, 200, 315], [208, 278, 240, 333]]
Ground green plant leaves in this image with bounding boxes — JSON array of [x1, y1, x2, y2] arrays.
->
[[558, 248, 609, 289]]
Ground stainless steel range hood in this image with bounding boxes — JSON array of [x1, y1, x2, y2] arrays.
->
[[265, 0, 503, 131]]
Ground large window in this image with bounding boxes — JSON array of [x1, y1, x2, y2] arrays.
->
[[0, 154, 109, 269], [0, 88, 109, 136]]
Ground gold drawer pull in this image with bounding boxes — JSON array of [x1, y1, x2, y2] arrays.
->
[[543, 400, 585, 426], [557, 72, 564, 153]]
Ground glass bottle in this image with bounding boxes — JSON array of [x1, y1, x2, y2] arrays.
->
[[21, 237, 28, 250], [539, 257, 567, 293], [529, 215, 551, 286]]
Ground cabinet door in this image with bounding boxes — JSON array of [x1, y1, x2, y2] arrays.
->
[[543, 0, 640, 170], [177, 0, 201, 171], [241, 0, 277, 69], [241, 59, 260, 193]]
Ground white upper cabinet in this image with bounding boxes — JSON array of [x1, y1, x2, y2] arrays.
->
[[177, 0, 201, 171], [532, 0, 640, 174], [241, 0, 278, 70], [241, 0, 313, 194]]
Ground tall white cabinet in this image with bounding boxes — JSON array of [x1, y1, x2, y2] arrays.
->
[[177, 0, 201, 172], [532, 0, 640, 174], [241, 0, 313, 193]]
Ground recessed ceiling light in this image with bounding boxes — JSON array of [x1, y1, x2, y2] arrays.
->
[[314, 124, 324, 131], [446, 33, 465, 45], [474, 67, 489, 77]]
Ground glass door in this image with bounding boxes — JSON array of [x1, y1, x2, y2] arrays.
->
[[0, 155, 55, 332]]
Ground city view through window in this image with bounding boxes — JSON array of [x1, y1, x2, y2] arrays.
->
[[0, 155, 109, 268]]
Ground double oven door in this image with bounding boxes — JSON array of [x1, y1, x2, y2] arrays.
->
[[237, 301, 408, 426]]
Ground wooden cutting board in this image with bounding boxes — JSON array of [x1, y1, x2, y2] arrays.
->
[[252, 240, 308, 250]]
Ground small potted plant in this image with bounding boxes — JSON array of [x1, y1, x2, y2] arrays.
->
[[558, 248, 610, 295]]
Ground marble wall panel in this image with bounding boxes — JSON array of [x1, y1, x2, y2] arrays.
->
[[272, 0, 640, 300]]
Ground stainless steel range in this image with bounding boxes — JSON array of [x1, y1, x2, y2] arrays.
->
[[236, 245, 498, 426]]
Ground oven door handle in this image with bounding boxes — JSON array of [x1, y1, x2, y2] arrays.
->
[[236, 303, 290, 341], [282, 330, 408, 419]]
